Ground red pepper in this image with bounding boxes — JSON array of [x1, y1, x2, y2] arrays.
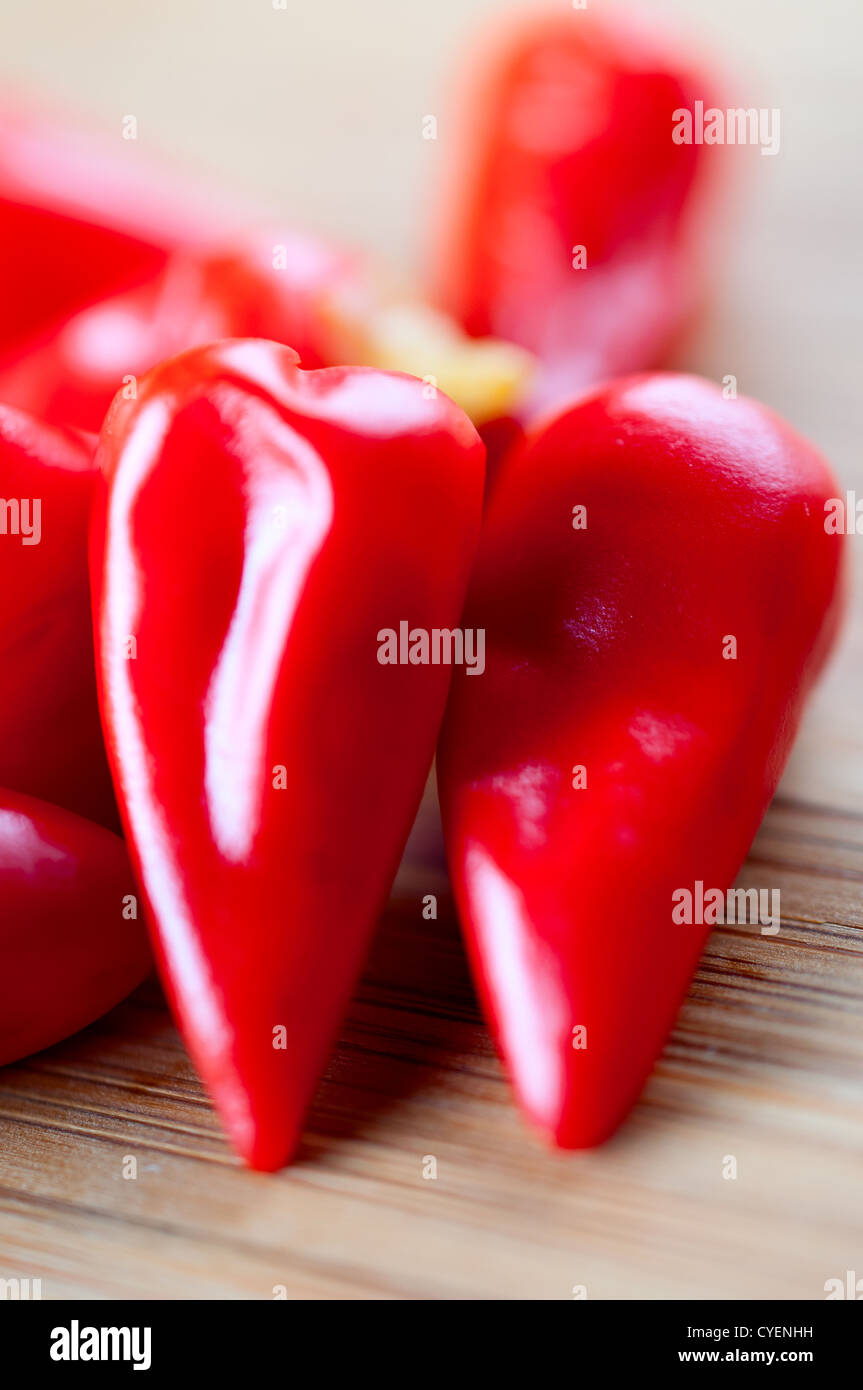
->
[[437, 374, 844, 1148], [0, 404, 117, 828], [90, 340, 485, 1169], [429, 9, 718, 417], [0, 787, 150, 1067]]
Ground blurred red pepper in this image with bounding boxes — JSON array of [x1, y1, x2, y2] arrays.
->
[[0, 404, 117, 828], [437, 374, 844, 1148], [0, 102, 532, 435], [0, 787, 150, 1067], [0, 100, 274, 432], [0, 97, 249, 355], [0, 258, 232, 435], [90, 340, 485, 1169], [429, 9, 719, 418], [0, 249, 304, 435], [0, 221, 532, 437], [0, 102, 305, 433]]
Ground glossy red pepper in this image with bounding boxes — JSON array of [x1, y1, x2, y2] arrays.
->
[[0, 787, 150, 1066], [430, 9, 718, 417], [90, 340, 485, 1169], [437, 374, 844, 1148], [0, 404, 117, 828]]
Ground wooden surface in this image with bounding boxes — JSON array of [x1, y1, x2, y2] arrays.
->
[[1, 0, 862, 1300], [1, 802, 862, 1301]]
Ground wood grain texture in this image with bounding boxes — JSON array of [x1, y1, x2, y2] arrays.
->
[[0, 818, 862, 1301], [1, 0, 862, 1300]]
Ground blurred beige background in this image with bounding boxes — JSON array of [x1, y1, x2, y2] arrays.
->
[[1, 0, 862, 1300]]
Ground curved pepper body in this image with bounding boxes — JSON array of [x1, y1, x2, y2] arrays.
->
[[437, 374, 844, 1148], [430, 10, 717, 416], [90, 339, 485, 1169], [0, 788, 150, 1066], [0, 405, 117, 827]]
